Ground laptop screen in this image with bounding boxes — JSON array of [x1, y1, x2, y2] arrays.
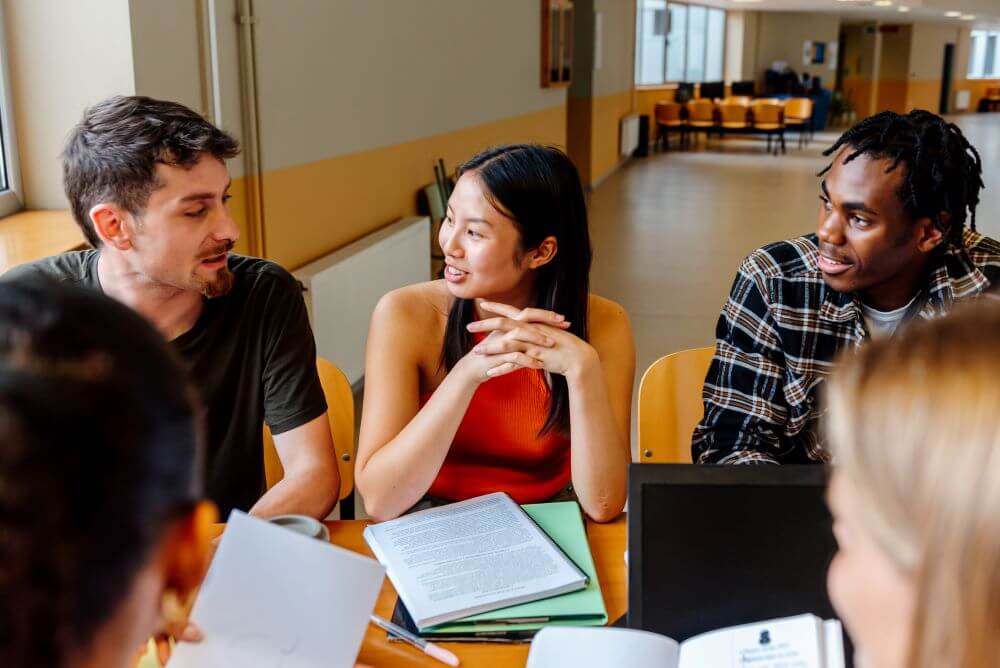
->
[[628, 466, 838, 643]]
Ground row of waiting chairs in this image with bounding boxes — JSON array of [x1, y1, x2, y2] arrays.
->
[[655, 97, 814, 155], [276, 347, 717, 518]]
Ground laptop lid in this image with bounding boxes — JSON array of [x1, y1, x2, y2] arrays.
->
[[628, 464, 838, 642]]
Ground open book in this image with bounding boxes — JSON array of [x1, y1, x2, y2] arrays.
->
[[363, 492, 589, 628], [527, 614, 845, 668]]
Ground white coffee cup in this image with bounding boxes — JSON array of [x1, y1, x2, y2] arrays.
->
[[267, 514, 330, 542]]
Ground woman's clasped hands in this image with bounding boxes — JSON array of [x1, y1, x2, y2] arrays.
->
[[459, 301, 598, 382]]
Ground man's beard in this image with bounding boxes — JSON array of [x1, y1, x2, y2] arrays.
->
[[199, 265, 234, 298], [195, 239, 236, 298]]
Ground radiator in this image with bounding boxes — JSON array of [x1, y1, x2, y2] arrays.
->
[[294, 216, 430, 389], [955, 89, 971, 112], [619, 113, 640, 157]]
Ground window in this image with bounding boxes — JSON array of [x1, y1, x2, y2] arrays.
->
[[968, 30, 1000, 79], [0, 2, 20, 217], [635, 1, 725, 86]]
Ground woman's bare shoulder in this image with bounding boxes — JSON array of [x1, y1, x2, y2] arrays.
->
[[587, 294, 633, 344], [372, 280, 453, 325], [588, 294, 630, 326]]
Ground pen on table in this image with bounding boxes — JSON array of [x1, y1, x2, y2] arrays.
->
[[369, 614, 460, 667]]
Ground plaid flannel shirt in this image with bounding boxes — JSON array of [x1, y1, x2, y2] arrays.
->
[[693, 229, 1000, 465]]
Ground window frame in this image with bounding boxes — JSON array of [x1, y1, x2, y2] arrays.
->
[[635, 0, 726, 87], [968, 30, 1000, 80], [0, 1, 23, 218]]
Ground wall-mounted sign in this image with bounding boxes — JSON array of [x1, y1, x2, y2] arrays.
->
[[803, 41, 827, 65]]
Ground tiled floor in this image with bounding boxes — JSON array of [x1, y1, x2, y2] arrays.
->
[[587, 113, 1000, 451]]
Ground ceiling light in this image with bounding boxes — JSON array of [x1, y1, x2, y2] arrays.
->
[[945, 11, 961, 17], [874, 0, 892, 5], [961, 15, 976, 20], [898, 6, 910, 12]]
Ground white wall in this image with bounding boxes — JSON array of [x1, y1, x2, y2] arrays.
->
[[4, 0, 135, 209], [592, 0, 636, 97], [754, 12, 841, 87], [250, 0, 567, 172]]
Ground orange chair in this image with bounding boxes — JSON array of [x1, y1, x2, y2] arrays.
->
[[685, 99, 717, 147], [721, 96, 751, 107], [263, 356, 356, 518], [637, 347, 715, 464], [654, 100, 686, 151], [752, 102, 786, 155], [718, 102, 751, 140], [783, 97, 814, 148]]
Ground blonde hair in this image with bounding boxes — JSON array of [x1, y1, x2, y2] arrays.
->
[[826, 299, 1000, 668]]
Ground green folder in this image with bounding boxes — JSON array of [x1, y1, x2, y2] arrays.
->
[[417, 501, 608, 636]]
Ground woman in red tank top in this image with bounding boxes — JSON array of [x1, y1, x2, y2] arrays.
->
[[356, 145, 635, 522]]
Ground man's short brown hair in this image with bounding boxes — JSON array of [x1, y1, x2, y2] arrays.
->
[[62, 95, 240, 247]]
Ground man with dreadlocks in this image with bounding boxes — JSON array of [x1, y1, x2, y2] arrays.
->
[[693, 109, 1000, 465]]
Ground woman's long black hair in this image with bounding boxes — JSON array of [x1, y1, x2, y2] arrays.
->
[[441, 144, 592, 436]]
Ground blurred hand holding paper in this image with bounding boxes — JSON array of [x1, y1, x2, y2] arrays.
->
[[168, 511, 385, 668]]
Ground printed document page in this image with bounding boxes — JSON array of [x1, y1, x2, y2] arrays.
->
[[364, 492, 587, 628], [679, 614, 834, 668], [169, 511, 385, 668]]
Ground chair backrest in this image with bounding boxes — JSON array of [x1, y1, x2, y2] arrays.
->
[[784, 97, 813, 120], [719, 103, 749, 124], [752, 97, 781, 107], [686, 99, 715, 122], [722, 96, 751, 107], [654, 101, 682, 123], [263, 356, 355, 501], [637, 347, 715, 464], [753, 103, 784, 126], [698, 80, 725, 101], [731, 79, 755, 97]]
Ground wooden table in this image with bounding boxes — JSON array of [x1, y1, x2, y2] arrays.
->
[[211, 517, 627, 667]]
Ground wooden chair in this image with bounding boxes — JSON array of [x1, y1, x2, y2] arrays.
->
[[718, 101, 751, 141], [263, 357, 356, 518], [752, 102, 786, 155], [721, 96, 751, 107], [637, 347, 715, 464], [783, 97, 814, 148], [654, 100, 686, 151], [685, 99, 717, 147]]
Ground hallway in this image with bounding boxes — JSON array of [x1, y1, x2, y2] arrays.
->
[[587, 114, 1000, 443]]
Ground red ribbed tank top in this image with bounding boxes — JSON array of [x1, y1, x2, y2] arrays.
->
[[423, 333, 571, 503]]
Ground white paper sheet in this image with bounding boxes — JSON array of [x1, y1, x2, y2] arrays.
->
[[527, 626, 680, 668], [169, 511, 385, 668]]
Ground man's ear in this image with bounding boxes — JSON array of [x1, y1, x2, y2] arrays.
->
[[527, 236, 558, 270], [89, 203, 135, 251], [915, 212, 947, 253], [163, 501, 219, 600]]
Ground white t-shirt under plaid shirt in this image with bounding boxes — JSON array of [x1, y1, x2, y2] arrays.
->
[[693, 229, 1000, 465]]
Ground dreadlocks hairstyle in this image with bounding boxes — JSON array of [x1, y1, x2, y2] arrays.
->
[[819, 109, 984, 247]]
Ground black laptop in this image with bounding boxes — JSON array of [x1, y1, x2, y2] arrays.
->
[[627, 464, 846, 652]]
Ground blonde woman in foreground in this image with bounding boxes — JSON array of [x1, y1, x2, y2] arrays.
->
[[825, 300, 1000, 668]]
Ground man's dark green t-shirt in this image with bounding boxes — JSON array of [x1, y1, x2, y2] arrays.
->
[[4, 251, 328, 515]]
